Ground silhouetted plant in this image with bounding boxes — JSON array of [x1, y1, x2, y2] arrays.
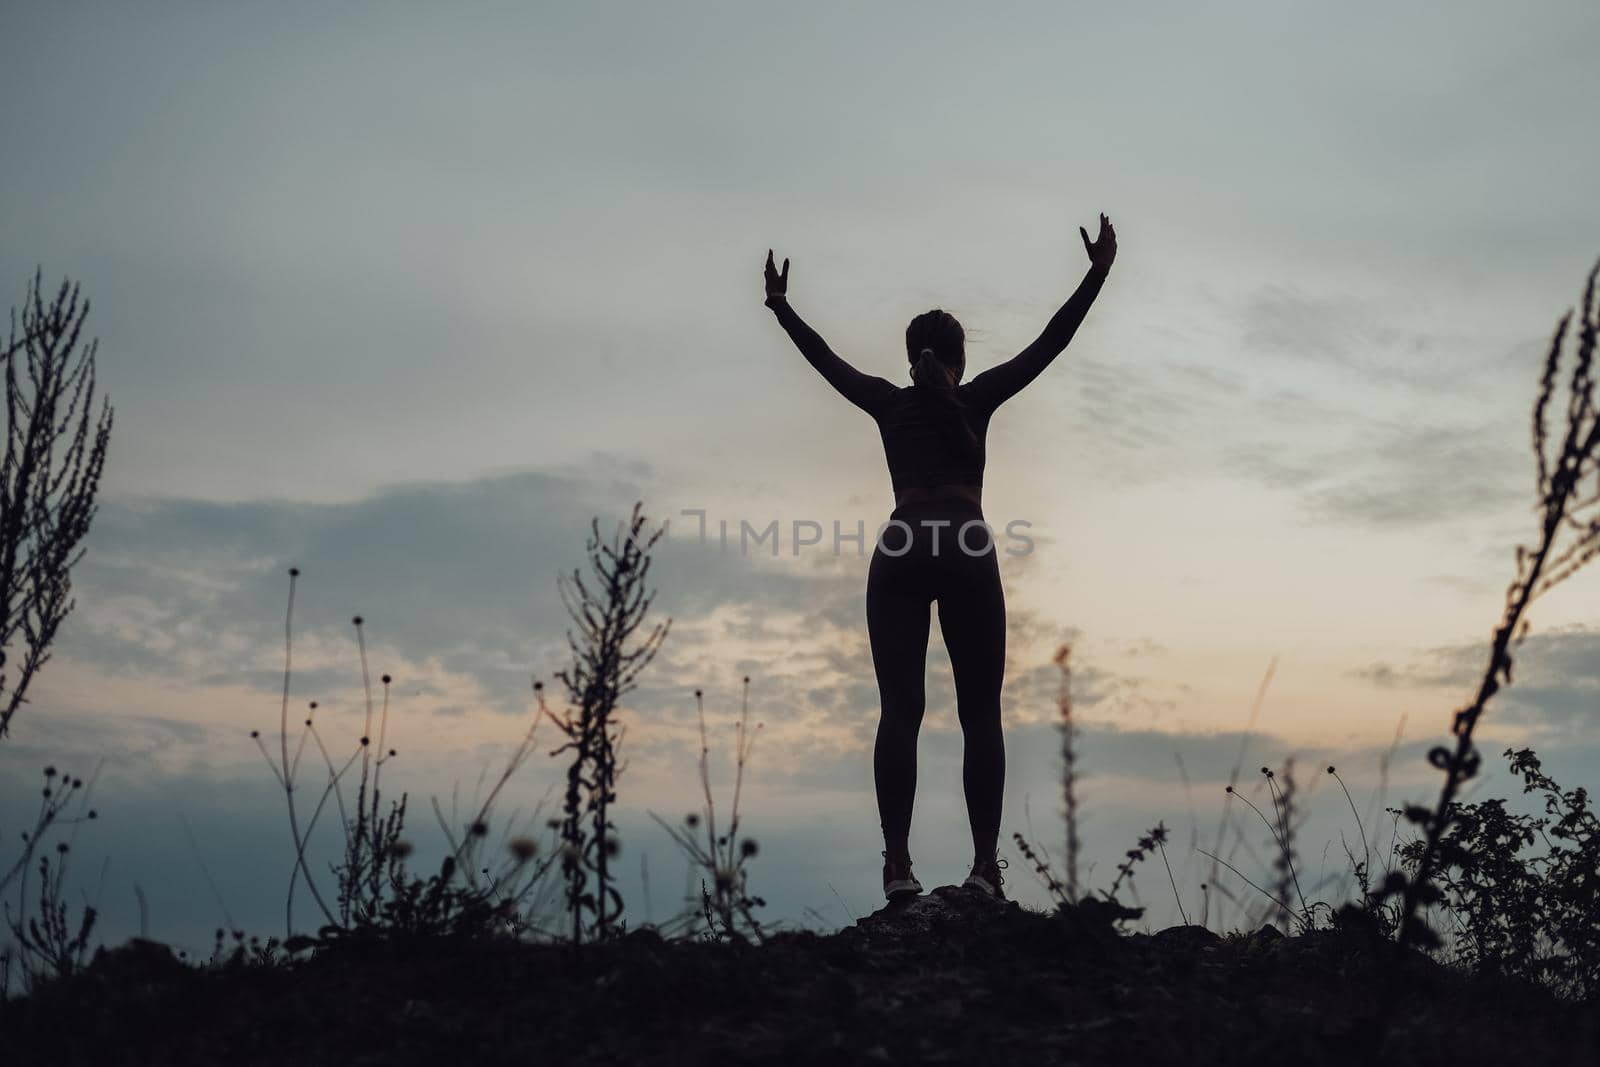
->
[[0, 268, 113, 741], [1014, 824, 1149, 932], [1382, 257, 1600, 949], [1325, 764, 1407, 939], [1200, 768, 1317, 933], [5, 849, 96, 990], [546, 502, 669, 943], [2, 766, 100, 992], [1, 765, 97, 898], [204, 927, 287, 970], [332, 615, 403, 927], [1012, 832, 1068, 905], [1397, 746, 1599, 999], [1016, 644, 1159, 927], [1106, 822, 1167, 908], [1200, 658, 1278, 930], [1263, 763, 1308, 929], [651, 678, 766, 942], [252, 572, 359, 931], [253, 569, 551, 942], [1054, 643, 1081, 903], [1328, 765, 1372, 899], [421, 681, 559, 937]]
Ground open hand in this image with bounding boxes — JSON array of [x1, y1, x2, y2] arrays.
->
[[1079, 214, 1117, 272], [764, 249, 789, 306]]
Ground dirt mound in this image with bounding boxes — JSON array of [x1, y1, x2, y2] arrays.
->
[[3, 894, 1593, 1066]]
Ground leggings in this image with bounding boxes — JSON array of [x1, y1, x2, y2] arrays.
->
[[866, 502, 1006, 845]]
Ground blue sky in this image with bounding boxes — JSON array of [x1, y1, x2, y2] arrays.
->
[[3, 2, 1599, 948]]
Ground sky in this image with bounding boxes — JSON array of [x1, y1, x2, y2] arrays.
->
[[3, 2, 1599, 949]]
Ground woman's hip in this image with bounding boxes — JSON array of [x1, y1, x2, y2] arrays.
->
[[875, 505, 998, 561]]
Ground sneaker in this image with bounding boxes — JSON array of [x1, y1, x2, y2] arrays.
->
[[963, 857, 1008, 899], [882, 851, 923, 899]]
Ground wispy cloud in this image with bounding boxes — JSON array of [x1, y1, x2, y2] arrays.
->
[[1354, 625, 1600, 739], [1224, 419, 1526, 527]]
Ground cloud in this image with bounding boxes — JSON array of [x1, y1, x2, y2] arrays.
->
[[14, 453, 1247, 778], [1204, 272, 1564, 533], [57, 464, 866, 718], [1233, 283, 1524, 393], [1222, 418, 1526, 527], [1354, 624, 1600, 738]]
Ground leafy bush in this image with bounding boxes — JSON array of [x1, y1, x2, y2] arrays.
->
[[1401, 746, 1599, 1000]]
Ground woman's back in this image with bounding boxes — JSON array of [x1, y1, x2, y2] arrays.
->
[[872, 384, 993, 493]]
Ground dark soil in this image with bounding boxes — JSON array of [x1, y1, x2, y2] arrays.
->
[[3, 886, 1594, 1066]]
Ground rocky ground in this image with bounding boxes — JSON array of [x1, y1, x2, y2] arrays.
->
[[3, 885, 1594, 1066]]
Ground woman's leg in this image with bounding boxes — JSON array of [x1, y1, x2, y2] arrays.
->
[[936, 547, 1007, 865], [866, 548, 932, 865]]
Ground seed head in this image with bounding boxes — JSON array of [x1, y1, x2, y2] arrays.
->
[[508, 837, 538, 861]]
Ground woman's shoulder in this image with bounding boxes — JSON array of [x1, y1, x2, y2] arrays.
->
[[957, 375, 1003, 414]]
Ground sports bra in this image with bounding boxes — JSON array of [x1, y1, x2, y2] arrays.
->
[[866, 382, 999, 492]]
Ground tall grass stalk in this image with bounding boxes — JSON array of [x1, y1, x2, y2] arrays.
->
[[1054, 644, 1080, 903], [651, 678, 766, 942], [1389, 259, 1600, 949], [547, 502, 669, 943]]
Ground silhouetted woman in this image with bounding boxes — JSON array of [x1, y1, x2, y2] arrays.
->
[[763, 214, 1117, 900]]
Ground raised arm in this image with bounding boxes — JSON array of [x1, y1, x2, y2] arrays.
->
[[966, 214, 1117, 411], [763, 249, 894, 415]]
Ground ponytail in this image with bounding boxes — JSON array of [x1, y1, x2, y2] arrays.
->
[[910, 347, 944, 387]]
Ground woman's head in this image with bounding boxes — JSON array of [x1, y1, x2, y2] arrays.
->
[[906, 309, 965, 387]]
